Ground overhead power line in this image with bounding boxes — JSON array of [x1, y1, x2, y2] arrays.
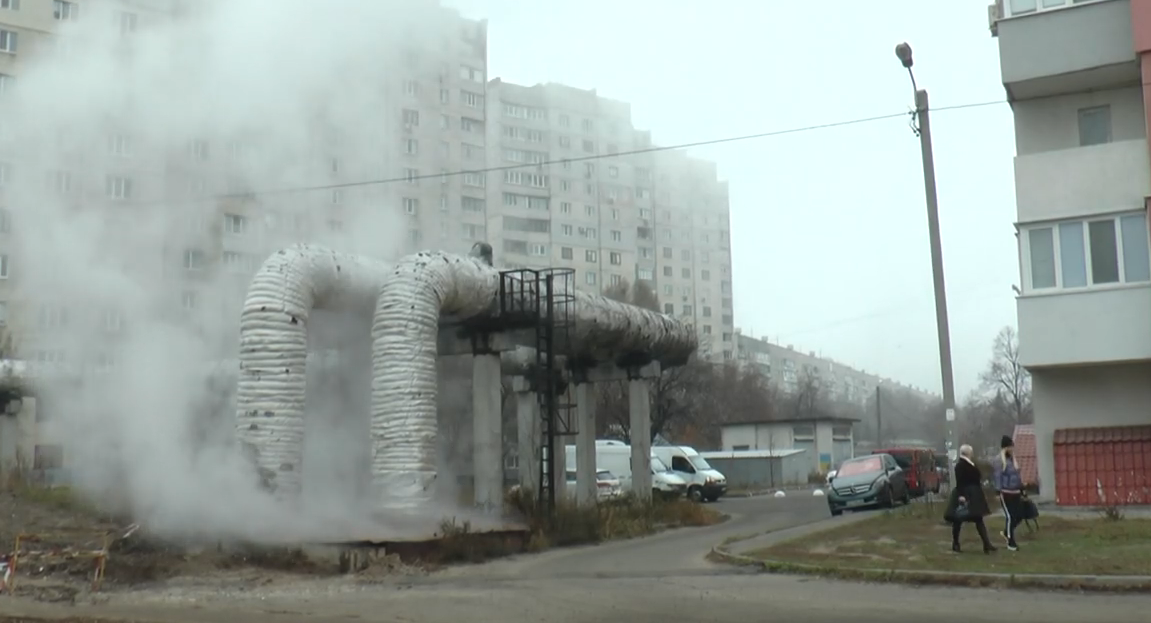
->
[[162, 77, 1151, 205]]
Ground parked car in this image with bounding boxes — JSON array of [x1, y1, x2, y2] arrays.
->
[[870, 447, 940, 497], [826, 453, 911, 516], [595, 469, 623, 500], [564, 468, 624, 501]]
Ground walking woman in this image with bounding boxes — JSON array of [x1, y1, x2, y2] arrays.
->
[[993, 435, 1025, 551], [944, 444, 996, 554]]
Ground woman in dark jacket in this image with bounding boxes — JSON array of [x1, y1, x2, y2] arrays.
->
[[944, 444, 996, 553]]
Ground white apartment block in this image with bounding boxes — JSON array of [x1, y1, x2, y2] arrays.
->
[[485, 80, 736, 362], [0, 0, 490, 368], [735, 332, 939, 409], [990, 0, 1151, 504]]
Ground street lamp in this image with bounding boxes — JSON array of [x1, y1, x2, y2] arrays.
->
[[894, 42, 959, 488]]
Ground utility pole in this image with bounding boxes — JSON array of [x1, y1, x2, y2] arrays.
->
[[875, 385, 883, 447], [895, 42, 958, 488]]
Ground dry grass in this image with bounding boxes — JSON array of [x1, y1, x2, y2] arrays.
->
[[749, 500, 1151, 576], [504, 487, 725, 550]]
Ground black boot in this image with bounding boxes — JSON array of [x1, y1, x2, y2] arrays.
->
[[952, 542, 961, 553]]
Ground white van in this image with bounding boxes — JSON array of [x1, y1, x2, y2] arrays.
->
[[651, 445, 727, 502], [565, 441, 688, 498]]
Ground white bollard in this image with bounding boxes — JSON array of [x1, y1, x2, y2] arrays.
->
[[773, 490, 786, 498], [812, 489, 825, 497]]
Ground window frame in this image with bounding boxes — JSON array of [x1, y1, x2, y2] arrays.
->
[[1019, 210, 1151, 293]]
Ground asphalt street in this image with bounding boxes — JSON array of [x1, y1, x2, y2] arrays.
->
[[5, 493, 1149, 623]]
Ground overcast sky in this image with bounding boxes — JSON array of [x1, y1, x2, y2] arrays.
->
[[446, 0, 1018, 398]]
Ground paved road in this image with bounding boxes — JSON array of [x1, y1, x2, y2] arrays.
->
[[5, 494, 1149, 623]]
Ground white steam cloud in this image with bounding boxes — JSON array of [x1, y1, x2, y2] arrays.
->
[[1, 0, 488, 542]]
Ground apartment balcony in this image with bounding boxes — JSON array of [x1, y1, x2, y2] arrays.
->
[[1015, 138, 1151, 222], [1018, 284, 1151, 367], [991, 0, 1138, 100]]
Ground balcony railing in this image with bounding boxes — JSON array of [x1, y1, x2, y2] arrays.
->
[[1003, 0, 1115, 19]]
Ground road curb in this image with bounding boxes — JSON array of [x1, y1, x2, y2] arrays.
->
[[707, 546, 1151, 592]]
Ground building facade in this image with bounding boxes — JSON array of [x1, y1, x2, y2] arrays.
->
[[734, 332, 939, 409], [990, 0, 1151, 504], [719, 417, 857, 476], [0, 0, 490, 369], [485, 80, 736, 362]]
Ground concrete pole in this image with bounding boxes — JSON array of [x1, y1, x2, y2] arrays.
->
[[512, 376, 539, 496], [574, 383, 598, 506], [913, 88, 959, 488], [472, 353, 503, 509], [628, 377, 653, 501]]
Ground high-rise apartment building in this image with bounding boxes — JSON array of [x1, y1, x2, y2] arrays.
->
[[485, 79, 735, 362], [989, 0, 1151, 503], [0, 0, 490, 368]]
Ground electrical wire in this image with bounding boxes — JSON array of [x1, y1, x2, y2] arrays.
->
[[149, 76, 1151, 205], [204, 99, 1004, 203]]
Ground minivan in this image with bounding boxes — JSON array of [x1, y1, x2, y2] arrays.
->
[[651, 445, 727, 502]]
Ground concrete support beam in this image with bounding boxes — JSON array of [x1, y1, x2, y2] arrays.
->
[[512, 376, 540, 496], [472, 353, 503, 509], [552, 433, 567, 501], [574, 360, 661, 384], [629, 377, 653, 501], [574, 383, 598, 506]]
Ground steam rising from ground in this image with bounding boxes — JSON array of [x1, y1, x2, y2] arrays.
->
[[2, 0, 495, 542]]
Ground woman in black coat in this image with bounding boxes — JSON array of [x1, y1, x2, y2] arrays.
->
[[943, 444, 996, 553]]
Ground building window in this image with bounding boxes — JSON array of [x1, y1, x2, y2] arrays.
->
[[0, 73, 11, 95], [404, 168, 420, 185], [637, 268, 653, 281], [181, 290, 197, 311], [403, 80, 418, 96], [611, 230, 622, 242], [183, 249, 204, 270], [1024, 212, 1151, 291], [561, 247, 573, 260], [461, 90, 483, 108], [118, 11, 137, 34], [1077, 105, 1111, 147], [585, 249, 597, 262], [793, 425, 815, 440], [403, 198, 419, 215], [105, 175, 132, 199], [54, 1, 79, 20], [585, 271, 597, 285], [609, 252, 621, 265], [0, 29, 16, 54], [108, 134, 131, 157], [402, 109, 420, 127], [188, 139, 210, 160], [403, 138, 418, 155], [459, 65, 483, 82], [223, 213, 247, 234]]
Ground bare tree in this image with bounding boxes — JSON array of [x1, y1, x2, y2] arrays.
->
[[979, 326, 1032, 425], [791, 369, 825, 420]]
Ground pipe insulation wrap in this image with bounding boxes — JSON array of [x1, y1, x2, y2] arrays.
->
[[370, 252, 698, 508], [370, 252, 500, 508], [235, 244, 390, 497]]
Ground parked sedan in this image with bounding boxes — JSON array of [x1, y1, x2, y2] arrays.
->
[[826, 454, 911, 516], [595, 469, 623, 500], [564, 469, 624, 501]]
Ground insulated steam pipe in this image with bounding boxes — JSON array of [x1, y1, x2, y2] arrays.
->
[[369, 251, 697, 509], [235, 244, 390, 497]]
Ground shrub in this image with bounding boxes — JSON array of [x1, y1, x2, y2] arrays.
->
[[504, 487, 722, 549]]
